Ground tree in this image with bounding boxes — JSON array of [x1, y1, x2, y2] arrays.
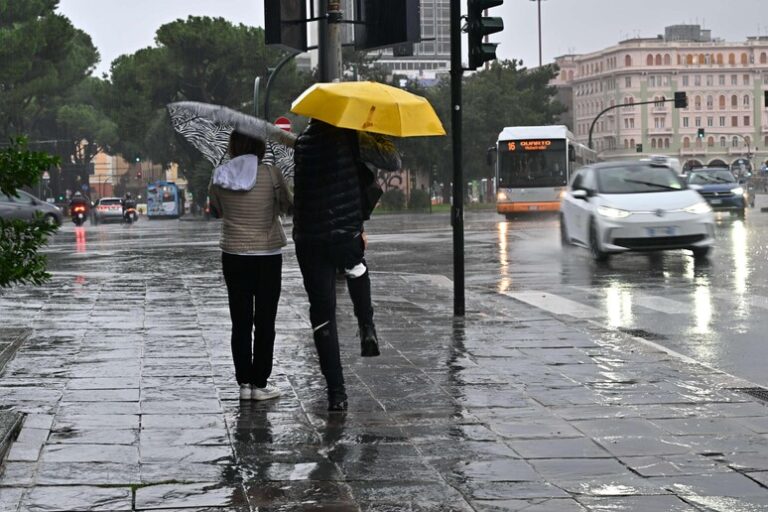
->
[[104, 16, 314, 206], [0, 138, 60, 287]]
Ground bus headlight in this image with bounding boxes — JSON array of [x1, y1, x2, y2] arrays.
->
[[497, 191, 508, 202], [597, 206, 631, 218]]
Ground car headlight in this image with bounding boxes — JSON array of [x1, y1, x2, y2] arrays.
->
[[683, 201, 712, 214], [732, 187, 745, 196], [497, 191, 507, 201], [597, 206, 631, 218]]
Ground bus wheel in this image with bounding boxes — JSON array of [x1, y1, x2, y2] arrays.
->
[[589, 220, 609, 262], [559, 214, 570, 245]]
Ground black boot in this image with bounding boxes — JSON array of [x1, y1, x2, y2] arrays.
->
[[360, 324, 380, 357], [328, 386, 348, 412]]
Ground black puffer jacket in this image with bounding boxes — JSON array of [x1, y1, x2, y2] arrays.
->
[[293, 119, 363, 242]]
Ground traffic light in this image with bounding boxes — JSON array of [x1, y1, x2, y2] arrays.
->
[[265, 0, 307, 52], [466, 0, 504, 70], [137, 170, 143, 180], [354, 0, 421, 51], [636, 143, 643, 153], [674, 91, 688, 109], [697, 128, 705, 139]]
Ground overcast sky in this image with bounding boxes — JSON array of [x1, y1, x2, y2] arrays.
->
[[58, 0, 768, 77]]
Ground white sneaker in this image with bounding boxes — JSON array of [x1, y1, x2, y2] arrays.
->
[[252, 383, 281, 401], [239, 384, 252, 400]]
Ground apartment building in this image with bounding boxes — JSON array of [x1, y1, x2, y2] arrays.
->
[[553, 25, 768, 171]]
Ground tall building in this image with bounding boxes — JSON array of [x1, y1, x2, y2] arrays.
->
[[553, 25, 768, 171]]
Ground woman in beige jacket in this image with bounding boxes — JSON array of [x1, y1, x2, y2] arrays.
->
[[208, 132, 291, 401]]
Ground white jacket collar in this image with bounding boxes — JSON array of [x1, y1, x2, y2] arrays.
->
[[212, 154, 258, 191]]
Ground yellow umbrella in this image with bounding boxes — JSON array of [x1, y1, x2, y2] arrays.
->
[[290, 81, 446, 137]]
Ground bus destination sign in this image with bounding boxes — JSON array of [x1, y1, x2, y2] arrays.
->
[[505, 139, 556, 152]]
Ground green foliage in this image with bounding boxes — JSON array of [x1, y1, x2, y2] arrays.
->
[[408, 189, 430, 211], [0, 137, 60, 287], [379, 189, 406, 211]]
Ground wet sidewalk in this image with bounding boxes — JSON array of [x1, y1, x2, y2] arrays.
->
[[2, 238, 768, 510]]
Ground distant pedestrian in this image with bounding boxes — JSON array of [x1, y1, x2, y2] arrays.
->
[[208, 131, 292, 401]]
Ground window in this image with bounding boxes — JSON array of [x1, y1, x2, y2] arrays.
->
[[646, 54, 654, 66], [719, 116, 726, 127], [649, 76, 656, 87], [732, 116, 738, 127], [694, 75, 701, 86], [707, 117, 713, 127], [630, 138, 635, 148], [731, 95, 738, 108], [683, 137, 690, 148], [625, 55, 632, 67], [706, 95, 713, 109], [655, 54, 662, 66], [732, 136, 739, 147], [683, 117, 689, 127], [744, 94, 750, 107], [624, 139, 628, 149], [695, 117, 701, 127], [720, 136, 726, 147], [719, 74, 725, 85], [625, 76, 631, 88], [664, 54, 671, 65], [744, 74, 750, 85], [694, 95, 702, 110], [651, 139, 657, 149], [654, 117, 666, 129], [706, 75, 713, 86], [629, 118, 635, 129], [762, 52, 768, 64], [731, 74, 738, 85], [729, 53, 736, 65], [719, 95, 726, 109], [744, 116, 750, 126], [624, 118, 629, 129], [707, 136, 714, 147], [717, 53, 724, 65], [741, 53, 749, 65]]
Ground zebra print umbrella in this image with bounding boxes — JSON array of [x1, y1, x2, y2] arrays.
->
[[167, 101, 296, 181]]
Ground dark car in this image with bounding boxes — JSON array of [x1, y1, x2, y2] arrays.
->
[[0, 190, 63, 225], [687, 168, 753, 218]]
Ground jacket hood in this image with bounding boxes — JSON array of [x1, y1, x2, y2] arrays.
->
[[212, 154, 258, 191]]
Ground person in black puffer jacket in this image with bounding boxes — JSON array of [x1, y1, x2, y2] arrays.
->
[[293, 119, 382, 412]]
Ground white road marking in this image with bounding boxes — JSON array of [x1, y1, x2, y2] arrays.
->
[[504, 291, 603, 319]]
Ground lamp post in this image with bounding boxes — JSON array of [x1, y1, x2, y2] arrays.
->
[[529, 0, 546, 67]]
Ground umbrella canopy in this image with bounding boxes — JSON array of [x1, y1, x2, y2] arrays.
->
[[290, 81, 446, 137], [167, 101, 296, 179]]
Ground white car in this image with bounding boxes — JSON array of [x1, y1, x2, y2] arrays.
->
[[560, 161, 715, 261]]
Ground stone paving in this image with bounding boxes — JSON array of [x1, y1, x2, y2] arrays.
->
[[2, 223, 768, 510]]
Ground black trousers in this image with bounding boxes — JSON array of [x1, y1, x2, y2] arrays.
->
[[295, 236, 370, 400], [221, 252, 282, 387]]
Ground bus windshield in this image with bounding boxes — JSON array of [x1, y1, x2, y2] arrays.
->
[[497, 139, 567, 188]]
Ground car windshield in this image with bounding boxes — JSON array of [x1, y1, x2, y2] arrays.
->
[[688, 169, 736, 185], [596, 165, 685, 194], [99, 199, 122, 205]]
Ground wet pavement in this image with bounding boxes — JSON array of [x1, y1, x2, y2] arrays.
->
[[1, 215, 768, 510]]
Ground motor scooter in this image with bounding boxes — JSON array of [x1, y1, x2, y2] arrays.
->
[[123, 206, 138, 224], [71, 205, 87, 226]]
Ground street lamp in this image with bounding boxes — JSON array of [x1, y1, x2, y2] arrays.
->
[[529, 0, 546, 67]]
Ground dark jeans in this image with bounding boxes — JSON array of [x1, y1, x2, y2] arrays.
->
[[296, 236, 370, 400], [222, 252, 282, 387]]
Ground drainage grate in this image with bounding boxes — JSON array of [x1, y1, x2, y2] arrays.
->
[[618, 328, 668, 341], [734, 387, 768, 403]]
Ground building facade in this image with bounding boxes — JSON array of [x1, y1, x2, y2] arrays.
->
[[553, 26, 768, 171]]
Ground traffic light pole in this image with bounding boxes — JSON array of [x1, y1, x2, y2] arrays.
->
[[588, 98, 676, 150], [450, 0, 465, 317]]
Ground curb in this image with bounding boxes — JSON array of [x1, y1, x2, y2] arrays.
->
[[0, 328, 29, 374], [0, 409, 23, 470]]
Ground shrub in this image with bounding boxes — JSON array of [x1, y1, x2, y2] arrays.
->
[[379, 188, 405, 211], [408, 189, 430, 211]]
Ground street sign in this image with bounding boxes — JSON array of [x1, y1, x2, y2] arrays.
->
[[274, 116, 292, 132]]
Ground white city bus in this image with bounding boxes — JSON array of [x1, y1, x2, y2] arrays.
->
[[494, 125, 597, 217]]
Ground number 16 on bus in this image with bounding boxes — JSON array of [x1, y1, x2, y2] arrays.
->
[[489, 125, 596, 218]]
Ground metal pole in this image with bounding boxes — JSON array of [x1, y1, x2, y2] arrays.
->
[[253, 77, 260, 117], [450, 0, 464, 317], [264, 51, 300, 120], [537, 0, 542, 66], [326, 0, 343, 81]]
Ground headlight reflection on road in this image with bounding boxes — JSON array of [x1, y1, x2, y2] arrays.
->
[[692, 284, 712, 336], [497, 221, 511, 293], [605, 281, 633, 328], [731, 220, 749, 313]]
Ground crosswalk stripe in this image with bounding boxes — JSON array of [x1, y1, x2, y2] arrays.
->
[[504, 291, 603, 319]]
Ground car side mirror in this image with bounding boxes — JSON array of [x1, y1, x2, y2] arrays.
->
[[571, 189, 588, 200]]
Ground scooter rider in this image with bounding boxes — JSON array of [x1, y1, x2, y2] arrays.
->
[[69, 191, 89, 216], [122, 192, 137, 221]]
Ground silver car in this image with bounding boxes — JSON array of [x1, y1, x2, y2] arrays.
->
[[0, 190, 63, 226], [93, 197, 124, 224]]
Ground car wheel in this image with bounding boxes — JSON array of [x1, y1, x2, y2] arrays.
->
[[589, 219, 609, 262], [559, 214, 570, 246], [736, 208, 746, 219], [692, 246, 711, 259]]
